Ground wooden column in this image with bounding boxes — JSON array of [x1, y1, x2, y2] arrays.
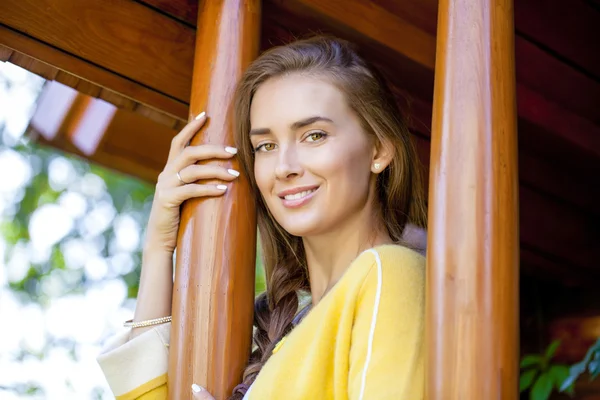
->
[[425, 0, 519, 398], [168, 1, 260, 399]]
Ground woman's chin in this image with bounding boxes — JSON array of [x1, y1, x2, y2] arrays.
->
[[277, 216, 324, 238]]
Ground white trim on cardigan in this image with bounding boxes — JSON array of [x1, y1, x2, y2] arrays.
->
[[358, 249, 383, 400]]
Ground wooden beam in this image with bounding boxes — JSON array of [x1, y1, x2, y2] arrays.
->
[[0, 44, 12, 61], [518, 152, 599, 217], [169, 1, 260, 399], [426, 0, 519, 397], [0, 0, 194, 101], [519, 186, 599, 274], [514, 0, 600, 80], [137, 0, 199, 26], [0, 0, 192, 115], [370, 0, 439, 35], [515, 37, 600, 125], [516, 84, 600, 158], [0, 24, 188, 121], [274, 0, 435, 69]]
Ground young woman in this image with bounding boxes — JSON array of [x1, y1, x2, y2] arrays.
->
[[98, 36, 427, 400]]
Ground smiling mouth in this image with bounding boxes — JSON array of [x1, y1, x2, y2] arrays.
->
[[282, 188, 318, 201]]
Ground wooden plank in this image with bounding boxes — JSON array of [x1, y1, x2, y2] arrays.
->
[[426, 0, 519, 397], [517, 115, 600, 182], [396, 91, 599, 217], [8, 51, 58, 80], [0, 0, 194, 103], [514, 0, 600, 80], [371, 0, 438, 35], [516, 37, 600, 124], [518, 152, 599, 217], [261, 1, 436, 104], [137, 0, 198, 26], [273, 0, 436, 70], [517, 84, 600, 157], [98, 88, 137, 112], [169, 0, 260, 398], [75, 79, 102, 98], [100, 109, 174, 173], [520, 247, 593, 286], [0, 44, 13, 61], [54, 70, 80, 88], [134, 104, 180, 129], [520, 186, 599, 273], [0, 24, 188, 120]]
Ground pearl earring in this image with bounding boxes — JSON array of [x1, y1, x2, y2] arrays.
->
[[374, 163, 381, 171]]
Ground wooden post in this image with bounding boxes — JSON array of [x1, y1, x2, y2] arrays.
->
[[425, 0, 519, 398], [168, 1, 260, 399]]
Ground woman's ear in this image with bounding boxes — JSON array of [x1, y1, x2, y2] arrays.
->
[[371, 137, 394, 174]]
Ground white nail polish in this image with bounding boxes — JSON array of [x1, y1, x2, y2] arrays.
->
[[191, 383, 204, 393], [194, 111, 206, 120], [225, 146, 238, 154], [216, 185, 228, 191], [228, 169, 240, 177]]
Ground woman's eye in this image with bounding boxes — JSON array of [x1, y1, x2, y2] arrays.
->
[[306, 131, 326, 142], [255, 142, 277, 152]]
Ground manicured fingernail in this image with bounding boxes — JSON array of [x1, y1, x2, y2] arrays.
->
[[191, 383, 204, 393], [225, 146, 238, 154], [228, 169, 240, 177], [195, 111, 206, 120], [216, 185, 228, 191]]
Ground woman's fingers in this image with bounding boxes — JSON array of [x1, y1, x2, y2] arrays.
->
[[167, 113, 207, 162], [177, 164, 240, 185], [191, 384, 215, 400], [170, 144, 238, 173], [156, 184, 228, 208]]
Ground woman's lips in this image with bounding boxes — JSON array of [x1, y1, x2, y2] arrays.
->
[[280, 187, 319, 208]]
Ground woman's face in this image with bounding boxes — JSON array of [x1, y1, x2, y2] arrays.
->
[[249, 74, 376, 237]]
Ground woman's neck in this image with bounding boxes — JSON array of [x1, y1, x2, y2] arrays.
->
[[303, 212, 392, 306]]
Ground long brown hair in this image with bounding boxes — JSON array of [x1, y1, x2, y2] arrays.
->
[[229, 36, 427, 398]]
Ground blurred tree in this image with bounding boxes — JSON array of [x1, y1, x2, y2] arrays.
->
[[0, 63, 265, 398]]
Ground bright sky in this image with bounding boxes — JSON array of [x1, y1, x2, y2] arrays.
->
[[0, 62, 138, 399]]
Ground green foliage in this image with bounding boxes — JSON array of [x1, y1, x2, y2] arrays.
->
[[2, 139, 152, 303], [3, 137, 268, 302], [1, 121, 266, 397], [1, 66, 269, 397], [560, 338, 600, 392], [519, 340, 574, 400]]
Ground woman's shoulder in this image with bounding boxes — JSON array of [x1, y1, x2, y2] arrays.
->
[[354, 244, 425, 276], [371, 244, 425, 265], [353, 244, 425, 296]]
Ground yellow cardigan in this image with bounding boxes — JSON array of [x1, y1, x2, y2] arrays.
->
[[98, 245, 425, 399]]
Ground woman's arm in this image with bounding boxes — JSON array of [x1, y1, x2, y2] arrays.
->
[[127, 113, 238, 339], [128, 247, 174, 339], [348, 248, 425, 400], [98, 114, 239, 399]]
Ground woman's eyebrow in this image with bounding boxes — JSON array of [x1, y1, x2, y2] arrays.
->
[[290, 116, 333, 130], [249, 127, 270, 136], [249, 116, 333, 136]]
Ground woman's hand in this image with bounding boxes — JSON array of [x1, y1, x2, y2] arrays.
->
[[192, 384, 216, 399], [144, 112, 240, 254]]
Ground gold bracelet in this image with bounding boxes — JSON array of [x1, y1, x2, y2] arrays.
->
[[124, 316, 172, 328]]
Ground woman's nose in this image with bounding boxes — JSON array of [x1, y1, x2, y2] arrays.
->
[[274, 146, 303, 180]]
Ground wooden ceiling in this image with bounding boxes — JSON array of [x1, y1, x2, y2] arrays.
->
[[0, 0, 598, 284]]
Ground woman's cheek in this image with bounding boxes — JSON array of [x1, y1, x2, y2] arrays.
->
[[254, 158, 274, 200]]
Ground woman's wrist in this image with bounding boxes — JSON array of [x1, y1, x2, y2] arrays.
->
[[142, 239, 175, 257]]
